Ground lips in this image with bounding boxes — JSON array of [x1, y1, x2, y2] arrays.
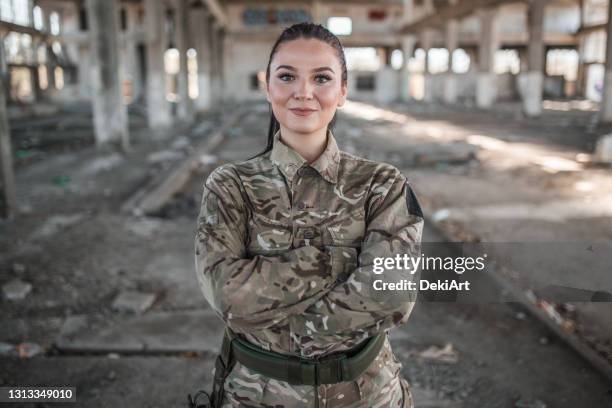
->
[[290, 108, 316, 117]]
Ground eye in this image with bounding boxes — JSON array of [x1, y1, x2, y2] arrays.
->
[[315, 74, 331, 84], [278, 73, 294, 81]]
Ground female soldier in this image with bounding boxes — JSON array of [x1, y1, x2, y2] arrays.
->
[[195, 22, 424, 408]]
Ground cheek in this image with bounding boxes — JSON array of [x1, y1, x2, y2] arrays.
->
[[268, 82, 291, 103], [315, 86, 341, 108]]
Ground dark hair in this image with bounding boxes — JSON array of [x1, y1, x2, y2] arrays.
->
[[249, 22, 348, 160]]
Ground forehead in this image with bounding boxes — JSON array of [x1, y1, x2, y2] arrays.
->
[[271, 38, 341, 70]]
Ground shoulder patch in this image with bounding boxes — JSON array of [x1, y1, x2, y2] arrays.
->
[[405, 183, 423, 218]]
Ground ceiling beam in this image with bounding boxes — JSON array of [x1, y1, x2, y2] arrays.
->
[[400, 0, 527, 34], [203, 0, 228, 27]]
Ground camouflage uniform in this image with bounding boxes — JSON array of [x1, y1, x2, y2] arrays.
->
[[195, 128, 424, 407]]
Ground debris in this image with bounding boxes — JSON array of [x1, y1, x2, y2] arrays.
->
[[81, 153, 123, 175], [0, 342, 15, 355], [539, 337, 549, 345], [107, 371, 116, 381], [411, 343, 459, 363], [432, 209, 451, 223], [52, 175, 71, 187], [18, 204, 33, 215], [199, 154, 218, 166], [107, 353, 120, 359], [171, 136, 191, 150], [2, 279, 32, 300], [30, 214, 84, 239], [593, 134, 612, 164], [12, 263, 26, 274], [111, 291, 157, 314], [124, 217, 162, 238], [515, 312, 527, 321], [515, 398, 547, 408], [16, 342, 43, 358], [147, 150, 185, 164]]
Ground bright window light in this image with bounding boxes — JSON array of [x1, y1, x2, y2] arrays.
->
[[327, 17, 352, 36]]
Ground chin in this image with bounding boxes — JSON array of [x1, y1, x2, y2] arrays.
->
[[284, 121, 323, 135]]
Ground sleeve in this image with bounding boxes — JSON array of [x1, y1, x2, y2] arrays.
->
[[289, 171, 424, 339], [194, 166, 337, 334]]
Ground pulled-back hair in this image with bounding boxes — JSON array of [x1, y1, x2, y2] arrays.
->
[[249, 22, 347, 159]]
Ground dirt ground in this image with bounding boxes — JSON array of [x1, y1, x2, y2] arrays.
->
[[1, 101, 611, 407]]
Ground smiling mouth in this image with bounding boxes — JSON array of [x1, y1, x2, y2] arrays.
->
[[290, 108, 316, 116]]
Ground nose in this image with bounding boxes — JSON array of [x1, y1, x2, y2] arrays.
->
[[294, 77, 313, 100]]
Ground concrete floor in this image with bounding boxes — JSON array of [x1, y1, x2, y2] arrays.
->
[[1, 101, 611, 407]]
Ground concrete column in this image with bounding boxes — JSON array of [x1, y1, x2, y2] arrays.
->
[[312, 0, 324, 24], [376, 66, 399, 104], [145, 0, 172, 128], [189, 7, 212, 111], [420, 28, 434, 102], [400, 34, 416, 102], [444, 19, 459, 104], [219, 27, 227, 104], [600, 0, 612, 122], [125, 4, 143, 102], [402, 0, 414, 24], [86, 0, 130, 150], [521, 0, 545, 117], [209, 19, 222, 105], [30, 39, 42, 101], [77, 43, 91, 99], [0, 41, 16, 218], [476, 7, 499, 109], [175, 0, 194, 121]]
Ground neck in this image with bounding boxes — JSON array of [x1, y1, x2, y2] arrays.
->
[[278, 125, 328, 163]]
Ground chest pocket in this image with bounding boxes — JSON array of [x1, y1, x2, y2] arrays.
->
[[325, 207, 366, 248], [246, 213, 293, 255]]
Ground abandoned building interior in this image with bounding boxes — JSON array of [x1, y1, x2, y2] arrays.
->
[[1, 0, 612, 406]]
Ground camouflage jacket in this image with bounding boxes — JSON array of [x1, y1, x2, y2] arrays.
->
[[195, 128, 424, 407]]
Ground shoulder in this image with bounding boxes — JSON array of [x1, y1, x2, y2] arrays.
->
[[206, 153, 272, 184], [338, 150, 408, 194]]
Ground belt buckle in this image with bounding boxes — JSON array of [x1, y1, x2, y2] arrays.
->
[[316, 352, 347, 384]]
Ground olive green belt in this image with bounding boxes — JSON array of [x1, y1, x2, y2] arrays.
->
[[222, 327, 386, 386]]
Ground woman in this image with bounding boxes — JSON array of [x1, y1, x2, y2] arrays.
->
[[195, 22, 424, 408]]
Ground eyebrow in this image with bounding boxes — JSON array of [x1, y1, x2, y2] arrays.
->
[[275, 65, 335, 74]]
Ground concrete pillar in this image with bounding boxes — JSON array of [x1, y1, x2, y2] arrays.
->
[[189, 7, 212, 111], [376, 66, 399, 104], [444, 19, 459, 104], [476, 7, 499, 109], [145, 0, 172, 128], [125, 4, 144, 102], [420, 28, 434, 102], [175, 0, 194, 121], [209, 19, 222, 105], [0, 41, 16, 219], [86, 0, 130, 150], [402, 0, 414, 24], [219, 27, 227, 104], [312, 0, 324, 24], [521, 0, 545, 117], [77, 43, 91, 99], [400, 34, 416, 102], [30, 39, 42, 102], [600, 0, 612, 122]]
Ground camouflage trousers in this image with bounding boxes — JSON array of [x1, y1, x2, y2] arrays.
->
[[219, 335, 414, 408]]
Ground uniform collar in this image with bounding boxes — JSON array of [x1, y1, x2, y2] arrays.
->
[[270, 128, 340, 185]]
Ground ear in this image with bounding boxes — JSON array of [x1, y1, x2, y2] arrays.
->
[[337, 82, 348, 107]]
